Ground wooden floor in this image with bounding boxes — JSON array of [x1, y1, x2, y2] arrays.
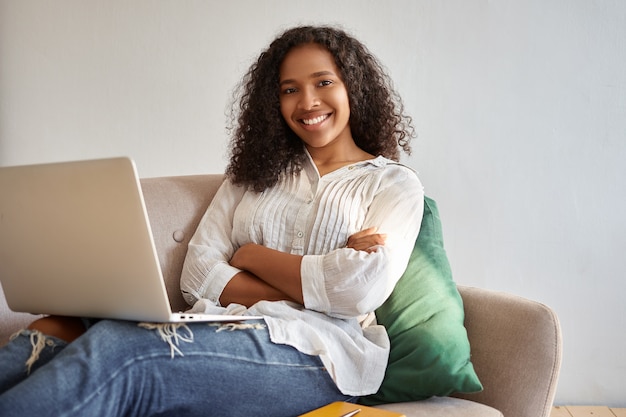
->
[[552, 406, 626, 417]]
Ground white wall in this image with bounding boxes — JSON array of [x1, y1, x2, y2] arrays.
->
[[1, 0, 625, 407]]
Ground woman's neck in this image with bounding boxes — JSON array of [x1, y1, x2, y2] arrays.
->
[[306, 143, 375, 177]]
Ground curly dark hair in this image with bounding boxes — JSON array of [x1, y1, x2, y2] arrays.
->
[[226, 25, 414, 192]]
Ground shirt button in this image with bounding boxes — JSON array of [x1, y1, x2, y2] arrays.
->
[[297, 231, 304, 238]]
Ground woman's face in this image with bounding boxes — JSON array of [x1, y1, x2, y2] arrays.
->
[[278, 43, 352, 152]]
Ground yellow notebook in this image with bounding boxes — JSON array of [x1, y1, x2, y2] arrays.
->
[[298, 401, 405, 417]]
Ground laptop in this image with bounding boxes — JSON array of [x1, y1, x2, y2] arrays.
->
[[0, 157, 261, 323]]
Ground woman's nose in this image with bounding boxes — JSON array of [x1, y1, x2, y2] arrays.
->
[[298, 88, 320, 110]]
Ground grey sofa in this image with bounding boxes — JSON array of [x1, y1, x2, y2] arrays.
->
[[0, 174, 562, 417]]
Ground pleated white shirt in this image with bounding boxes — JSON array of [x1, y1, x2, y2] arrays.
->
[[181, 151, 424, 395]]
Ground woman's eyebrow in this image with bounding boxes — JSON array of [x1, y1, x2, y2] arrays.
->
[[310, 70, 336, 78], [279, 71, 337, 86]]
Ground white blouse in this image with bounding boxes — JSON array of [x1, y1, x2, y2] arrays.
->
[[180, 151, 424, 396]]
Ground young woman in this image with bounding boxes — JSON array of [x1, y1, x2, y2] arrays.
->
[[0, 25, 424, 416]]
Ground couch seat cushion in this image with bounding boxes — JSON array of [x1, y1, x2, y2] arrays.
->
[[375, 396, 502, 417]]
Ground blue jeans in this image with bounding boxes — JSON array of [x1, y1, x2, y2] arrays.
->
[[0, 320, 351, 416]]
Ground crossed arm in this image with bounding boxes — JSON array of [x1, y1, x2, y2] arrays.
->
[[219, 227, 386, 308]]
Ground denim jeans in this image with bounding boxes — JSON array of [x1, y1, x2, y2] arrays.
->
[[0, 319, 351, 416]]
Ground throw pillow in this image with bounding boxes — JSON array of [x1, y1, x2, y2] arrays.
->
[[360, 196, 483, 405]]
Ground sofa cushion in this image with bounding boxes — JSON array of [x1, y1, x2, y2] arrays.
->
[[361, 197, 482, 405], [375, 396, 502, 417]]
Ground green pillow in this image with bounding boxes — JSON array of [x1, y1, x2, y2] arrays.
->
[[360, 196, 483, 405]]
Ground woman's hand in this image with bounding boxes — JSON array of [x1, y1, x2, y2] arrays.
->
[[346, 227, 387, 253], [229, 243, 251, 271]]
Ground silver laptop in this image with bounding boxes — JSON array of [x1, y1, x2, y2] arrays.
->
[[0, 157, 260, 323]]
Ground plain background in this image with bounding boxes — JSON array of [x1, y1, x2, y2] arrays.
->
[[1, 0, 624, 407]]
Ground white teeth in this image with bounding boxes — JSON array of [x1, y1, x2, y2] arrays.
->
[[302, 114, 329, 125]]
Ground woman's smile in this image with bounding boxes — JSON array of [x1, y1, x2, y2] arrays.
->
[[301, 113, 330, 126]]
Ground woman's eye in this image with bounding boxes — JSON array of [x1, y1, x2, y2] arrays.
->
[[282, 87, 297, 95], [319, 80, 333, 87]]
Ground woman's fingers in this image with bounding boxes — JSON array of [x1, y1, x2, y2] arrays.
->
[[349, 227, 379, 239], [346, 227, 387, 252]]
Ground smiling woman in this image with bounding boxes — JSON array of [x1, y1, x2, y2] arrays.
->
[[278, 43, 372, 176]]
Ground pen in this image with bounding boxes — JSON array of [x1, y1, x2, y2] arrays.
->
[[340, 409, 361, 417]]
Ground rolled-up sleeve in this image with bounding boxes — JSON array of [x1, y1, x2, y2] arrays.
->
[[180, 179, 246, 306], [301, 167, 424, 318]]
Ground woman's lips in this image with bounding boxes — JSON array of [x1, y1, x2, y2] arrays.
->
[[301, 114, 330, 126]]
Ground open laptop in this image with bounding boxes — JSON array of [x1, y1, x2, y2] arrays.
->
[[0, 157, 260, 323]]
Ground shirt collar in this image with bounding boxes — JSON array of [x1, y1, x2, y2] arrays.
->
[[302, 148, 391, 179]]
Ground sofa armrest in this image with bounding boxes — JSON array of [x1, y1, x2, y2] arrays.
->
[[454, 286, 562, 417]]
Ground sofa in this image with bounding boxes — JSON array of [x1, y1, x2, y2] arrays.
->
[[0, 174, 562, 417]]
